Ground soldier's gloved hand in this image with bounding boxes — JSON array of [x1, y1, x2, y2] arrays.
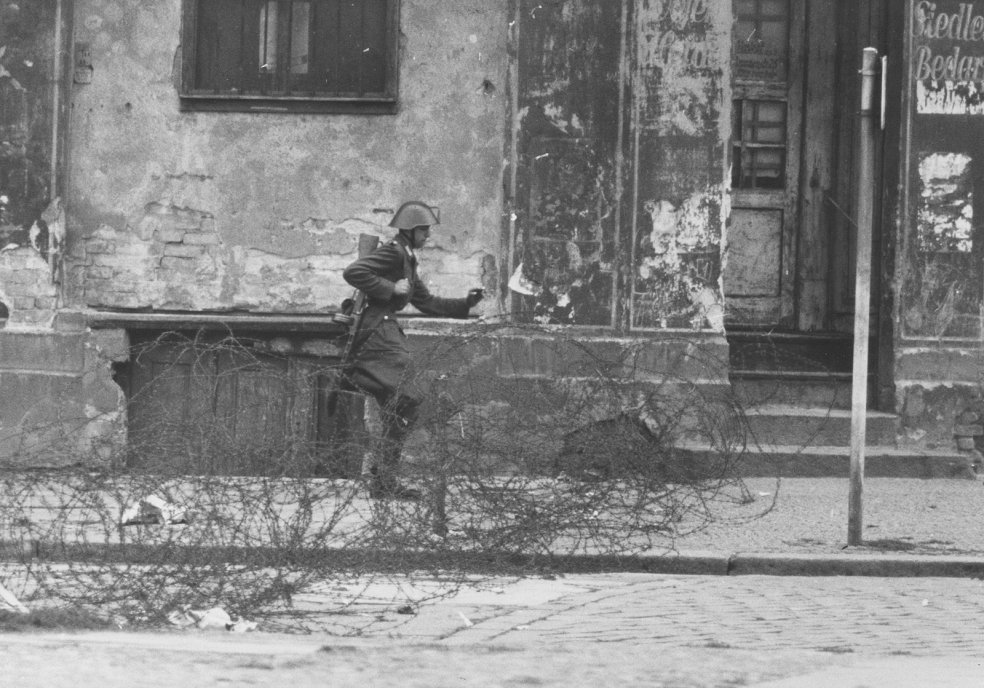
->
[[466, 288, 485, 308]]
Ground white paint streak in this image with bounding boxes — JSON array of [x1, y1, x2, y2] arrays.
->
[[541, 103, 584, 135]]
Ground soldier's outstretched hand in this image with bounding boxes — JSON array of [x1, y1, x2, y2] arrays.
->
[[394, 278, 411, 296]]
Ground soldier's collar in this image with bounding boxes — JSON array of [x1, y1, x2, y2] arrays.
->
[[394, 233, 415, 260]]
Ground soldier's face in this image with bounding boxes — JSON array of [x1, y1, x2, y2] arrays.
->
[[412, 226, 431, 249]]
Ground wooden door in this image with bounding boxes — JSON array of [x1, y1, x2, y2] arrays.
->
[[724, 0, 804, 328], [726, 0, 880, 333]]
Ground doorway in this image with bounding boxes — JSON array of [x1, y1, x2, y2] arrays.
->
[[725, 0, 891, 382]]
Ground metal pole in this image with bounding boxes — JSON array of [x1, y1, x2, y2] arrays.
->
[[849, 47, 879, 546]]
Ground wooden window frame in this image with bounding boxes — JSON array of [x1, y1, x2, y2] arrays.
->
[[179, 0, 400, 114], [732, 98, 788, 190]]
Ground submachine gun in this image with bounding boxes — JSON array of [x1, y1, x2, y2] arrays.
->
[[326, 233, 379, 415]]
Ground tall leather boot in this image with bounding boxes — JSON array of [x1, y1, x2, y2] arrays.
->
[[367, 394, 422, 500]]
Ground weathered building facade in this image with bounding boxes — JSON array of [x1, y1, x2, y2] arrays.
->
[[0, 0, 980, 474]]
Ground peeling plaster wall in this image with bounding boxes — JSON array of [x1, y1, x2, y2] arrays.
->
[[508, 0, 729, 331], [65, 0, 508, 314], [631, 0, 729, 331], [509, 0, 625, 327]]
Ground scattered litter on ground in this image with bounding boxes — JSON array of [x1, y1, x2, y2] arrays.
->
[[457, 612, 474, 627], [166, 607, 256, 632], [121, 494, 189, 526], [0, 582, 29, 614], [229, 619, 259, 632]]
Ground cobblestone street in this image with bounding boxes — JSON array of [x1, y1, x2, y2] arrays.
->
[[477, 574, 984, 655], [290, 572, 984, 657], [5, 572, 982, 687]]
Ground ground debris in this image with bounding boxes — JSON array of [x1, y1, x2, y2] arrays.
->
[[0, 581, 29, 614], [167, 606, 256, 632], [121, 494, 189, 526]]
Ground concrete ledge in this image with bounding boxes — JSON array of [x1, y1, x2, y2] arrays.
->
[[677, 443, 978, 479], [0, 331, 84, 373], [726, 551, 984, 578], [87, 309, 350, 335]]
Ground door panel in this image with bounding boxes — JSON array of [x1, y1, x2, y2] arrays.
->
[[727, 207, 782, 297], [214, 348, 291, 453]]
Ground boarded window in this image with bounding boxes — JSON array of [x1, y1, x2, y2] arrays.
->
[[180, 0, 399, 113]]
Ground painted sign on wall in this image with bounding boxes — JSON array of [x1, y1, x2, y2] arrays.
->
[[902, 0, 984, 338], [912, 1, 984, 113]]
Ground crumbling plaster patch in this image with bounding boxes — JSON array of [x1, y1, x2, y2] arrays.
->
[[638, 188, 724, 331], [897, 381, 978, 449]]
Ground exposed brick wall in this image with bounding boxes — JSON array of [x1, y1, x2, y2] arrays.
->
[[79, 203, 376, 313], [0, 246, 58, 328]]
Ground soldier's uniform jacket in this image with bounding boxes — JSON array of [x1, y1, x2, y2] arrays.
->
[[342, 233, 469, 402]]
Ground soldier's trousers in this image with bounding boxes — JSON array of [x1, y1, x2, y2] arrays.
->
[[344, 316, 422, 491], [370, 392, 421, 491]]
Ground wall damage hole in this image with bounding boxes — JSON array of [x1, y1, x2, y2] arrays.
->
[[479, 79, 495, 96]]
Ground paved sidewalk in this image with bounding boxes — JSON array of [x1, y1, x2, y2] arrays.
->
[[633, 476, 984, 577]]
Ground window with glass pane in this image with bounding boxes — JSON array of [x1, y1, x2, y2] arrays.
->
[[181, 0, 399, 113], [732, 100, 786, 189]]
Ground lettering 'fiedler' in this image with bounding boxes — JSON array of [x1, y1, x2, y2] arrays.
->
[[912, 1, 984, 41]]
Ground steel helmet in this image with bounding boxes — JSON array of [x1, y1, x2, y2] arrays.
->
[[389, 201, 440, 230]]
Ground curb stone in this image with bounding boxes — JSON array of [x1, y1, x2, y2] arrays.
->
[[723, 551, 984, 578], [5, 541, 984, 578]]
